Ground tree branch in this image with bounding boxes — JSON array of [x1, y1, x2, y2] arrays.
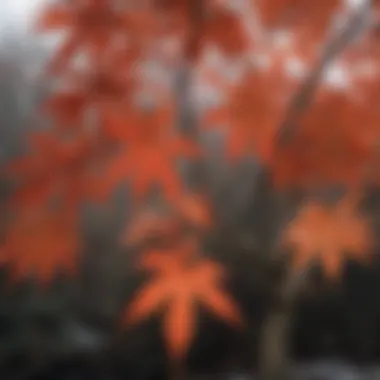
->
[[277, 0, 371, 146]]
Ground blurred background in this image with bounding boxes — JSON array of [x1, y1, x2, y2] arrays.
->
[[2, 1, 380, 379]]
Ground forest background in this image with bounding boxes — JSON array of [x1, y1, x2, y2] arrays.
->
[[1, 1, 380, 380]]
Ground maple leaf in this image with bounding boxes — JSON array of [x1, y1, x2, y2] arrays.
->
[[0, 208, 80, 286], [273, 134, 371, 190], [121, 209, 180, 247], [273, 92, 378, 189], [152, 0, 189, 39], [155, 0, 187, 11], [151, 1, 247, 59], [121, 193, 211, 247], [36, 0, 156, 73], [5, 131, 101, 210], [94, 105, 202, 202], [256, 0, 340, 33], [203, 7, 248, 57], [204, 72, 287, 164], [282, 194, 372, 278], [103, 101, 174, 143], [41, 64, 134, 131], [123, 237, 242, 359], [254, 0, 343, 69], [174, 193, 212, 230], [41, 92, 87, 130]]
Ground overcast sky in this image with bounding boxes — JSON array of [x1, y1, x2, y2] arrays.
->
[[1, 0, 46, 34]]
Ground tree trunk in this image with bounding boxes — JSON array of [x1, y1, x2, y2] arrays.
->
[[259, 302, 292, 380], [258, 270, 305, 380]]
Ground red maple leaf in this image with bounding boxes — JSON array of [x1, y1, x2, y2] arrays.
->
[[203, 72, 287, 164], [36, 0, 156, 73], [123, 237, 243, 359], [203, 7, 248, 57], [120, 193, 212, 247], [257, 0, 340, 33], [41, 63, 135, 132], [121, 209, 180, 248], [273, 92, 379, 189], [94, 105, 202, 202], [174, 193, 212, 230], [149, 1, 247, 60], [5, 131, 101, 210], [0, 208, 80, 286]]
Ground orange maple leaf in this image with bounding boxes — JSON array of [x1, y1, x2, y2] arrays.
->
[[123, 237, 243, 359], [282, 194, 372, 278], [0, 208, 80, 286]]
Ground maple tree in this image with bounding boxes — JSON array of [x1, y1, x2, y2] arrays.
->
[[2, 0, 380, 378]]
